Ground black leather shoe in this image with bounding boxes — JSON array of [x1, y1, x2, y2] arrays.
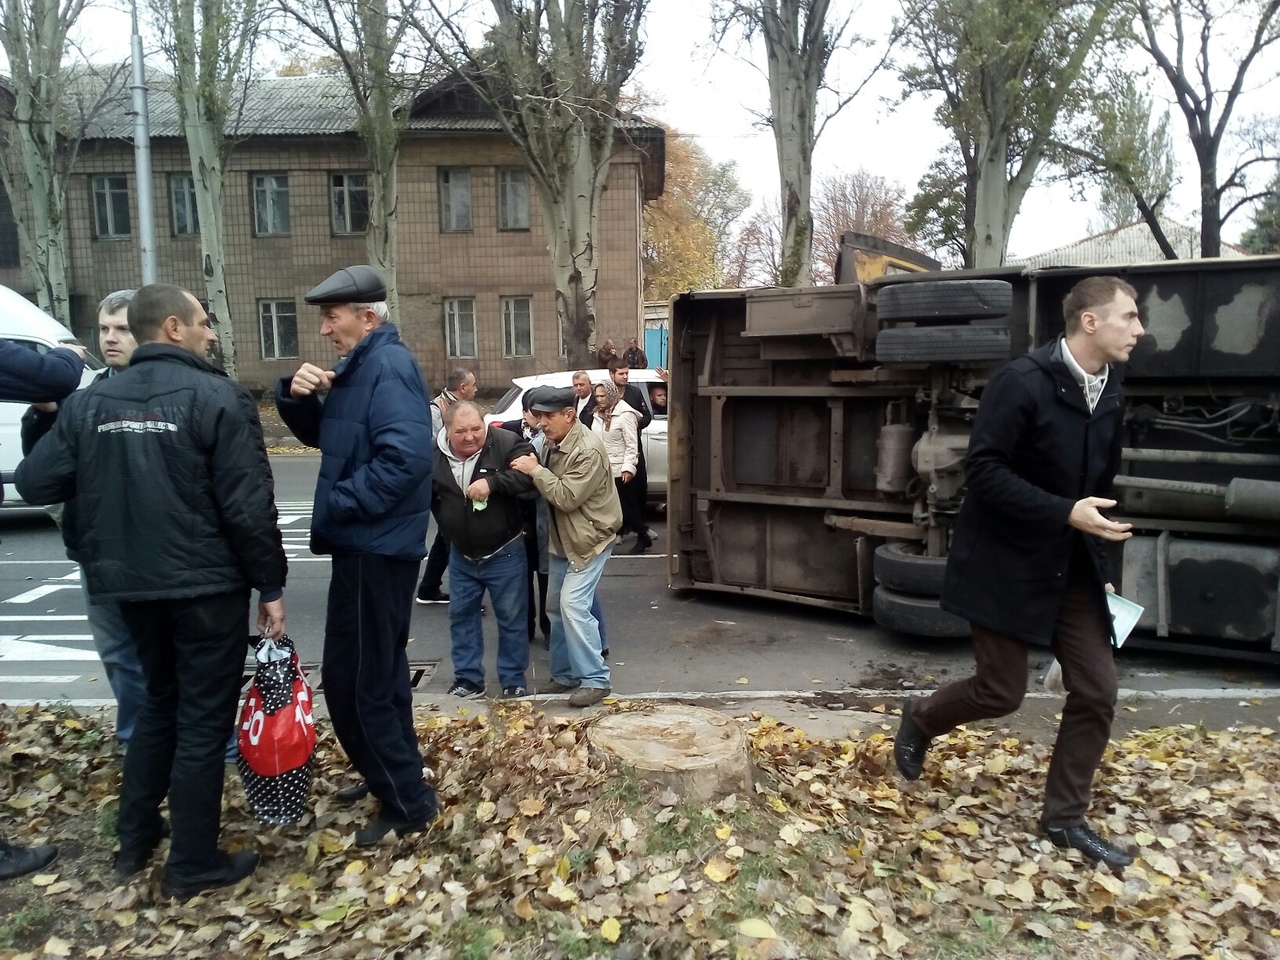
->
[[354, 809, 436, 847], [893, 697, 931, 781], [113, 842, 158, 880], [334, 782, 370, 805], [0, 840, 57, 881], [1045, 824, 1134, 869], [161, 850, 260, 900]]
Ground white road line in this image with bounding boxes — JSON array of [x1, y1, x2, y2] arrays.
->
[[278, 516, 309, 526], [4, 584, 78, 604], [0, 560, 78, 565], [0, 615, 87, 622], [28, 635, 94, 641], [2, 675, 82, 684], [0, 638, 100, 661], [54, 569, 81, 581]]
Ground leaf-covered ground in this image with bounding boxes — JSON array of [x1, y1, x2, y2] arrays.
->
[[1, 700, 1277, 959]]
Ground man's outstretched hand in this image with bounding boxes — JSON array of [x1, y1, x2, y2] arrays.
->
[[1069, 497, 1133, 541]]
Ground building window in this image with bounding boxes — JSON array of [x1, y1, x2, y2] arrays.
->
[[0, 183, 20, 268], [170, 174, 200, 236], [438, 168, 471, 232], [252, 173, 291, 235], [331, 172, 370, 234], [501, 296, 533, 358], [92, 175, 131, 238], [259, 299, 299, 360], [497, 167, 530, 230], [445, 297, 477, 358]]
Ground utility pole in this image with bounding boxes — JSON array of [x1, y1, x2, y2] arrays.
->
[[130, 0, 157, 284]]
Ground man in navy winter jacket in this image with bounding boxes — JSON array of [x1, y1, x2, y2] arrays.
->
[[0, 332, 83, 883], [18, 284, 285, 898], [275, 265, 439, 846]]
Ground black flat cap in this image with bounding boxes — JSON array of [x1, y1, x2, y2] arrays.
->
[[304, 264, 387, 304], [528, 386, 577, 413]]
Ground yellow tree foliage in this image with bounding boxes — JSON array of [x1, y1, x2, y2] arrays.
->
[[642, 128, 750, 300]]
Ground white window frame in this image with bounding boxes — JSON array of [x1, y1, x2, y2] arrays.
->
[[92, 175, 131, 238], [497, 167, 530, 230], [501, 295, 533, 358], [253, 173, 291, 235], [170, 174, 199, 236], [444, 297, 477, 359], [331, 172, 370, 235], [438, 168, 472, 232], [258, 299, 299, 360]]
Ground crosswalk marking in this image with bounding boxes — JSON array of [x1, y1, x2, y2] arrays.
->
[[4, 584, 79, 604], [0, 638, 100, 661], [0, 615, 87, 622], [4, 675, 82, 683]]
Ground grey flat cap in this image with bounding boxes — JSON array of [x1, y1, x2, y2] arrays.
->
[[528, 386, 577, 413], [304, 264, 387, 304]]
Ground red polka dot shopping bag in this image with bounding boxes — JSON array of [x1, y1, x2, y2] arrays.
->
[[237, 634, 317, 824]]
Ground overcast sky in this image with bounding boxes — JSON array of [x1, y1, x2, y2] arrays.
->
[[22, 0, 1280, 261]]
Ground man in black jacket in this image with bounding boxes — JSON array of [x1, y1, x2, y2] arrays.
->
[[435, 402, 536, 698], [0, 333, 83, 883], [17, 284, 287, 899], [893, 276, 1144, 871]]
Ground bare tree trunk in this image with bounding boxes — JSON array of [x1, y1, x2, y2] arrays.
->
[[971, 134, 1008, 268], [160, 0, 259, 379], [181, 106, 238, 378], [0, 0, 86, 324], [535, 127, 606, 369], [762, 0, 822, 287], [1199, 156, 1221, 258], [366, 158, 400, 323]]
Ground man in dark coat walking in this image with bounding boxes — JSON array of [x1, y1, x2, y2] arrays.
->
[[18, 284, 285, 898], [275, 265, 438, 846], [893, 275, 1144, 871]]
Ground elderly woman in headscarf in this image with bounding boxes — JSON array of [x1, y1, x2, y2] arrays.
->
[[590, 378, 651, 554]]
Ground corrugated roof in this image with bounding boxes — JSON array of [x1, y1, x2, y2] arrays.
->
[[78, 70, 661, 141], [1009, 220, 1248, 268]]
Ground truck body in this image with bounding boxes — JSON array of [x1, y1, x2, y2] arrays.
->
[[666, 255, 1280, 658]]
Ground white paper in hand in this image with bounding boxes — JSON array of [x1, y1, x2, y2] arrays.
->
[[1107, 592, 1144, 648]]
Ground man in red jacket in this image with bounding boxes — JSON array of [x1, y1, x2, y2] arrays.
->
[[894, 276, 1144, 871]]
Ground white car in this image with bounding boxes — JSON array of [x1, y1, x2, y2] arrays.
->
[[1, 284, 104, 505], [487, 369, 668, 503]]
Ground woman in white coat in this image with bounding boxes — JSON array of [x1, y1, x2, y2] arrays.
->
[[591, 379, 651, 553]]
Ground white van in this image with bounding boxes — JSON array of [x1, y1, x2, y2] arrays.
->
[[1, 283, 104, 505]]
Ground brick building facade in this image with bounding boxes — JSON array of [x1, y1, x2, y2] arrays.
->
[[0, 74, 665, 392]]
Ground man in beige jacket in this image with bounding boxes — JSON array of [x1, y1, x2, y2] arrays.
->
[[511, 386, 622, 707]]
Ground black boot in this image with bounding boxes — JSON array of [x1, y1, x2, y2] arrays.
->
[[0, 839, 57, 881], [893, 697, 931, 781], [1045, 823, 1134, 870]]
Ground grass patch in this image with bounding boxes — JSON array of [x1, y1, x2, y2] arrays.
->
[[0, 902, 55, 949]]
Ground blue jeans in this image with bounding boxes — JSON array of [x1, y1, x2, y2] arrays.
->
[[449, 540, 529, 690], [547, 547, 612, 689], [81, 570, 146, 746]]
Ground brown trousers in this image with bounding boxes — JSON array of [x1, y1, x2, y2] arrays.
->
[[912, 557, 1117, 828]]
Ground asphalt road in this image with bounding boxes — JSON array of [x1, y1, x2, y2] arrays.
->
[[2, 454, 1278, 740]]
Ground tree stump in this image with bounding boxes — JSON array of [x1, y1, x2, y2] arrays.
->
[[588, 705, 751, 801]]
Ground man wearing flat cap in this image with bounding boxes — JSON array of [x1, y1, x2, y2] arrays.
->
[[511, 386, 622, 707], [274, 265, 439, 845]]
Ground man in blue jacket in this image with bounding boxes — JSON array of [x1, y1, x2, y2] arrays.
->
[[275, 265, 439, 846], [894, 276, 1144, 871], [0, 332, 83, 883]]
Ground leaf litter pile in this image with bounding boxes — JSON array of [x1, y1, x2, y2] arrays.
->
[[1, 701, 1278, 959]]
